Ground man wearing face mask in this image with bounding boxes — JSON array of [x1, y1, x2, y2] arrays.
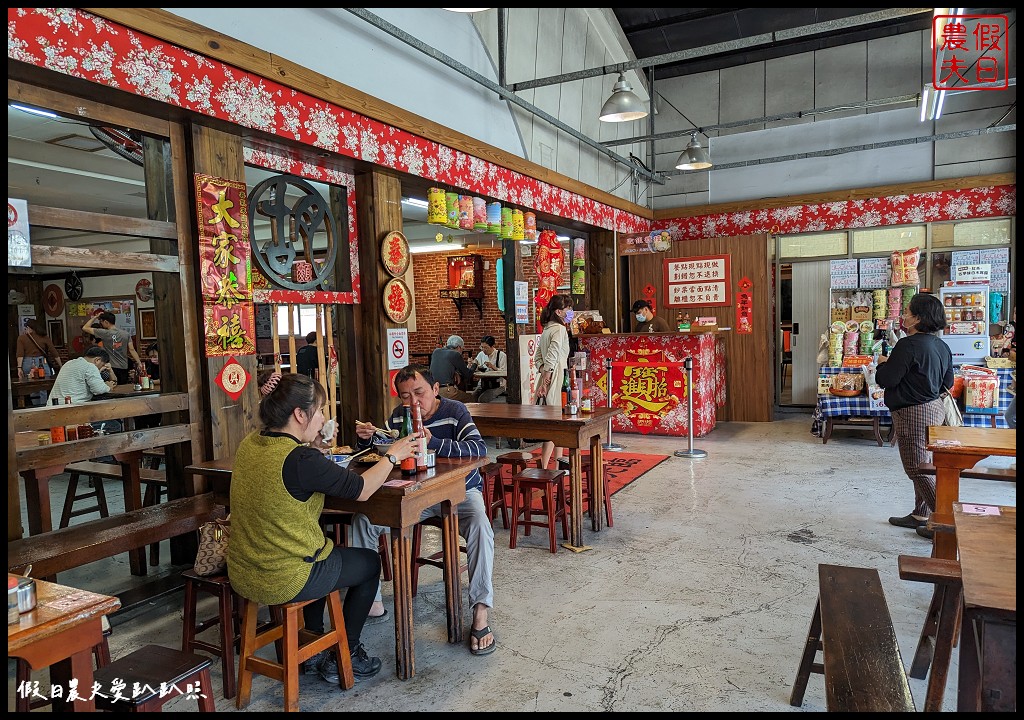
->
[[631, 300, 670, 333]]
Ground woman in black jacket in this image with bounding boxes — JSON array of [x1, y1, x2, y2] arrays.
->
[[875, 293, 954, 539]]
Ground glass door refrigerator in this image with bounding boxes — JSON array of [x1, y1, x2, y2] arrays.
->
[[939, 284, 990, 364]]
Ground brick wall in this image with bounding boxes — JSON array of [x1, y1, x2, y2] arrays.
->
[[408, 244, 571, 358]]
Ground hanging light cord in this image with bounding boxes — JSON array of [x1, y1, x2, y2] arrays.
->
[[655, 90, 709, 141]]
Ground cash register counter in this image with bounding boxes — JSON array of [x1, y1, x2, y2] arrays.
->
[[577, 330, 727, 437]]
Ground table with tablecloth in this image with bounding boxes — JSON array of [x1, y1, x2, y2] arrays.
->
[[812, 367, 1013, 442]]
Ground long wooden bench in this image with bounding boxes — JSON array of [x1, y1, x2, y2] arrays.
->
[[791, 564, 916, 712], [8, 493, 226, 579]]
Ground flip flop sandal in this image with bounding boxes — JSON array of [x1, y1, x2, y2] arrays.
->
[[470, 625, 497, 656]]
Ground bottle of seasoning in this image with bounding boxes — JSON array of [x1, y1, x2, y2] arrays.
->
[[399, 406, 416, 476], [561, 369, 570, 409], [49, 397, 65, 443], [63, 396, 78, 441], [413, 400, 429, 471], [568, 365, 579, 415]]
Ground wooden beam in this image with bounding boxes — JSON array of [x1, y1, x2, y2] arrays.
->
[[16, 424, 193, 472], [14, 393, 190, 433], [8, 78, 170, 137], [28, 205, 177, 239], [30, 244, 179, 273]]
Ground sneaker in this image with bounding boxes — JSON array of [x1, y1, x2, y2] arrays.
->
[[315, 651, 340, 683], [349, 643, 382, 680], [888, 513, 926, 529]]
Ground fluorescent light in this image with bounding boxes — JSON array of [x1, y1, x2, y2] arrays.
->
[[10, 103, 58, 119], [410, 242, 465, 254], [401, 197, 428, 209], [556, 235, 570, 243]]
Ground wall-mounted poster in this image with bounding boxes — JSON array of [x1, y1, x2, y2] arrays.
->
[[8, 198, 31, 268]]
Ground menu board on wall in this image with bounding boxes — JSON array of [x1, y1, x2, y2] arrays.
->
[[664, 254, 731, 307]]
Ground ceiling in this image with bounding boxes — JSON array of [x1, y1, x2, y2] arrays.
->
[[610, 8, 1010, 81]]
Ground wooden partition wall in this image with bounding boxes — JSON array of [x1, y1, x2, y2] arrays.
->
[[626, 234, 773, 423]]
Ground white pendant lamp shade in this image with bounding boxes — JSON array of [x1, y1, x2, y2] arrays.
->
[[599, 73, 648, 122], [675, 132, 712, 170]]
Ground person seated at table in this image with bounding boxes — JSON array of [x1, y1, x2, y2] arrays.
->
[[143, 342, 160, 382], [474, 336, 507, 403], [631, 299, 670, 333], [875, 293, 954, 540], [229, 370, 421, 683], [349, 364, 497, 655], [46, 346, 116, 405], [429, 335, 477, 403], [16, 318, 62, 406]]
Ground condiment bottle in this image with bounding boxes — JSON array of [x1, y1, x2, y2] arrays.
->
[[399, 406, 416, 476], [63, 396, 78, 441], [413, 400, 429, 471], [561, 369, 570, 409], [49, 398, 65, 443]]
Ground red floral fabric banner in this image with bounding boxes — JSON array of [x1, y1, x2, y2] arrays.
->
[[195, 173, 255, 356]]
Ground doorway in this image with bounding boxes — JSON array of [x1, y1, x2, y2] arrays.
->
[[777, 259, 830, 407]]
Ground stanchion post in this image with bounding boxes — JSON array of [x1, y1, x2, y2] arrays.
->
[[603, 356, 624, 451], [674, 356, 708, 459]]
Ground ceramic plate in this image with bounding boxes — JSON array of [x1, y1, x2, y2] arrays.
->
[[382, 230, 411, 278], [383, 278, 413, 323]]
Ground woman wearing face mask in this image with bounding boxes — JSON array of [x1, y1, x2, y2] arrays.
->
[[874, 293, 954, 540], [534, 294, 573, 469], [631, 299, 670, 332]]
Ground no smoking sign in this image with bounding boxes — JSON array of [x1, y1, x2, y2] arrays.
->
[[386, 328, 409, 370]]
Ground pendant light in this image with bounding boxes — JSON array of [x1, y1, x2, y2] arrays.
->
[[675, 132, 712, 171], [599, 73, 648, 123]]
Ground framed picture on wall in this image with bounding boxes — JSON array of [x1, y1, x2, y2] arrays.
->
[[48, 319, 65, 348], [139, 308, 157, 340]]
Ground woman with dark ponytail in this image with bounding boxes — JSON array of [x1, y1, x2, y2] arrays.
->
[[228, 371, 420, 683]]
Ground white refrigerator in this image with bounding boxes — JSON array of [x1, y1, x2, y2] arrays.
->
[[938, 284, 990, 364]]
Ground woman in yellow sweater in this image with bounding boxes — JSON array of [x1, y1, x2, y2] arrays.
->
[[229, 371, 419, 683]]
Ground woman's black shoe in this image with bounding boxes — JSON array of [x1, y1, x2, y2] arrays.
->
[[916, 525, 935, 540], [888, 513, 926, 529]]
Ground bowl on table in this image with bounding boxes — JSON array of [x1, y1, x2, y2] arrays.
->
[[372, 441, 394, 457]]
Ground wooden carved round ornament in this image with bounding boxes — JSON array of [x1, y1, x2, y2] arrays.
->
[[381, 230, 411, 278], [382, 278, 413, 323]]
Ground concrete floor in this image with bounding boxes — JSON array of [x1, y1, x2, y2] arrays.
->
[[10, 412, 1016, 712]]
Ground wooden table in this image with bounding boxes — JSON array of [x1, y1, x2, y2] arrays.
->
[[185, 454, 487, 681], [15, 431, 148, 575], [953, 502, 1015, 712], [473, 369, 506, 390], [465, 403, 622, 550], [926, 426, 1016, 560], [8, 577, 121, 711], [10, 377, 56, 408]]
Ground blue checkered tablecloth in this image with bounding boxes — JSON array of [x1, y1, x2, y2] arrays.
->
[[815, 366, 1013, 430]]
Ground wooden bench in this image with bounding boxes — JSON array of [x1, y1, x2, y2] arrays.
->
[[791, 564, 916, 712], [63, 460, 170, 565], [918, 462, 1016, 482], [898, 554, 963, 713], [8, 493, 226, 579]]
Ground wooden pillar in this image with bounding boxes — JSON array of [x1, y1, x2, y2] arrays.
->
[[501, 238, 523, 404], [186, 124, 259, 458], [353, 169, 403, 425]]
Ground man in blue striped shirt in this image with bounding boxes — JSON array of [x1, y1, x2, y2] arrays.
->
[[351, 365, 496, 655]]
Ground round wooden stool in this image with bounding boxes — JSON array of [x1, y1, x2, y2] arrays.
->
[[181, 568, 239, 699]]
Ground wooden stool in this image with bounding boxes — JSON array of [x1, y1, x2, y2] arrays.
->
[[480, 462, 509, 528], [558, 456, 613, 527], [16, 630, 111, 711], [93, 644, 215, 712], [411, 516, 468, 597], [319, 511, 393, 582], [181, 569, 239, 699], [236, 591, 353, 712], [59, 470, 109, 528], [496, 450, 538, 477], [143, 476, 168, 566], [509, 468, 568, 553]]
